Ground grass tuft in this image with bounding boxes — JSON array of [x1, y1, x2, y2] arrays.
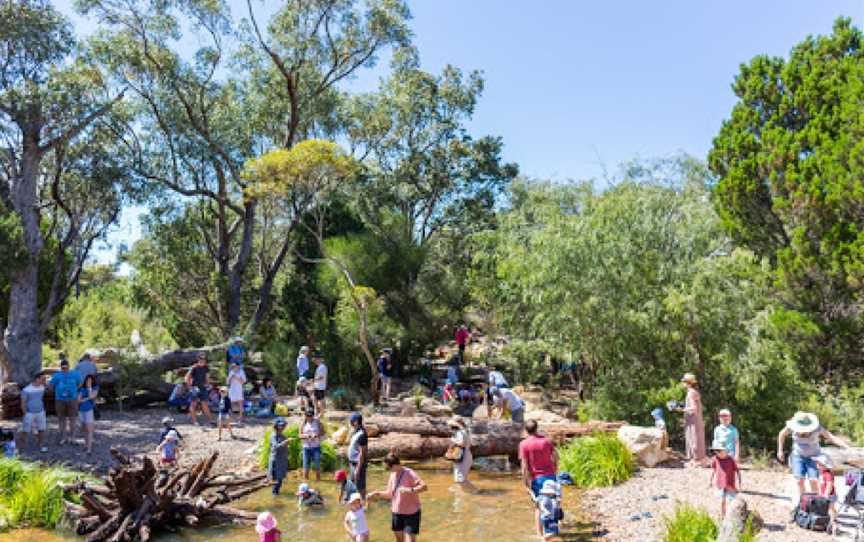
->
[[258, 426, 338, 473], [557, 433, 634, 488], [0, 458, 83, 530], [662, 502, 718, 542]]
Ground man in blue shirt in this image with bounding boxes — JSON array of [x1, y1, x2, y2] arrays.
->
[[49, 358, 81, 445], [226, 337, 246, 367]]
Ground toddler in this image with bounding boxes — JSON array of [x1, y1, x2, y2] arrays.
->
[[295, 482, 324, 507], [709, 440, 741, 519], [255, 511, 281, 542], [157, 430, 181, 466], [535, 479, 563, 540], [343, 492, 370, 541]]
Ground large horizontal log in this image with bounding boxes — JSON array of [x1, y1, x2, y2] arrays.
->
[[364, 415, 624, 440]]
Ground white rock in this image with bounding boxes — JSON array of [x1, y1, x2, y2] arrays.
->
[[616, 425, 669, 468]]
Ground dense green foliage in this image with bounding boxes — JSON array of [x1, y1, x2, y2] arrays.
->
[[0, 459, 84, 530], [557, 434, 634, 488], [257, 427, 338, 473], [662, 503, 718, 542]]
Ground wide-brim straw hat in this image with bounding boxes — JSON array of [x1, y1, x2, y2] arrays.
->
[[255, 511, 277, 534], [786, 411, 820, 433], [680, 373, 698, 385]]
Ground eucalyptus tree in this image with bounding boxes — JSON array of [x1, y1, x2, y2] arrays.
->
[[0, 0, 132, 383]]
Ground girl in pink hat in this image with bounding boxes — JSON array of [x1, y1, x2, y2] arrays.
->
[[255, 511, 281, 542]]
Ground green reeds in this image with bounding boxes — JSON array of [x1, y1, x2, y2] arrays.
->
[[0, 458, 82, 530], [662, 502, 718, 542], [557, 433, 635, 488]]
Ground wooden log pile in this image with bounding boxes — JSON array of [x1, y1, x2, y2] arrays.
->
[[62, 448, 267, 542], [351, 415, 625, 460]]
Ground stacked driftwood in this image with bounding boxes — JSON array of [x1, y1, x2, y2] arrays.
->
[[61, 448, 267, 542], [351, 415, 625, 460]]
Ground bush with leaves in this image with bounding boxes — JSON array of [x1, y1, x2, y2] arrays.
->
[[258, 427, 338, 473], [557, 434, 634, 488], [662, 502, 717, 542]]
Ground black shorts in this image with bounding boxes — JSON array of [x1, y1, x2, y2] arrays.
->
[[392, 510, 421, 534], [314, 389, 325, 400]]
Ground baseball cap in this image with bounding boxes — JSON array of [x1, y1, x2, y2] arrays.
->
[[334, 469, 348, 482], [349, 412, 363, 425]]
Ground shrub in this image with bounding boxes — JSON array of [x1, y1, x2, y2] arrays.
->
[[0, 459, 83, 529], [330, 386, 363, 411], [258, 427, 338, 473], [557, 433, 634, 488], [662, 502, 717, 542]]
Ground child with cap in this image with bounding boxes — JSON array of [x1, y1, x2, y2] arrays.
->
[[159, 416, 183, 444], [343, 492, 370, 541], [534, 479, 563, 540], [295, 482, 324, 507], [335, 469, 359, 505], [157, 430, 181, 466], [255, 511, 281, 542], [709, 440, 741, 519], [713, 408, 740, 462]]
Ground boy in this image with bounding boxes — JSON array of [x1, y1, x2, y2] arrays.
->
[[20, 372, 48, 453], [535, 479, 563, 540], [709, 440, 742, 519], [813, 454, 837, 528], [343, 492, 370, 541], [295, 482, 324, 507], [713, 408, 741, 462], [651, 407, 668, 450]]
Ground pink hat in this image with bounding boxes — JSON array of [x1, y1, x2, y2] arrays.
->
[[255, 511, 277, 535]]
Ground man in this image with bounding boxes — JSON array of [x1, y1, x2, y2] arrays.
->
[[296, 345, 310, 380], [490, 386, 525, 423], [519, 420, 558, 537], [486, 367, 509, 416], [377, 348, 393, 401], [49, 357, 81, 445], [20, 372, 48, 453], [455, 324, 470, 361], [347, 412, 369, 498], [185, 354, 213, 425], [226, 337, 246, 367], [312, 352, 328, 415]]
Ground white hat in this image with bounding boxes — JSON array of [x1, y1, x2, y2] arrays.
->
[[162, 416, 174, 424], [786, 411, 820, 434], [680, 373, 698, 384], [718, 409, 731, 417], [295, 483, 310, 496], [300, 345, 310, 353], [540, 479, 560, 496], [233, 336, 244, 343], [166, 430, 179, 441], [812, 454, 832, 469], [348, 492, 363, 503], [711, 440, 728, 452]]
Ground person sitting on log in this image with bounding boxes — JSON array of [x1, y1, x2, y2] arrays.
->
[[295, 482, 324, 507], [257, 377, 277, 416], [157, 430, 181, 467]]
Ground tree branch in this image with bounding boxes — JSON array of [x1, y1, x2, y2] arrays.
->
[[39, 91, 126, 154]]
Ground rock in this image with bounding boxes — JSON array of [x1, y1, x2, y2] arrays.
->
[[331, 426, 349, 445], [473, 456, 513, 473], [616, 425, 668, 468], [716, 498, 763, 542]]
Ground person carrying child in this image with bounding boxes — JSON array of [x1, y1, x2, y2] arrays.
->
[[255, 511, 281, 542], [157, 430, 181, 467], [534, 479, 563, 540], [217, 386, 235, 441], [295, 482, 324, 507], [343, 492, 370, 541], [709, 440, 742, 519]]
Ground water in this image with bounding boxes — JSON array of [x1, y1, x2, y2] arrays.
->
[[5, 464, 591, 541]]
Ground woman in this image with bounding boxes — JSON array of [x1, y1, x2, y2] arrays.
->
[[268, 418, 290, 495], [448, 417, 476, 492], [258, 378, 277, 414], [677, 373, 707, 467], [77, 374, 98, 454], [777, 411, 849, 500], [368, 453, 427, 542], [299, 408, 325, 481]]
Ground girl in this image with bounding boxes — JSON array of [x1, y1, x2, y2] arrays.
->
[[255, 511, 281, 542], [77, 374, 99, 454], [299, 408, 325, 481], [343, 492, 370, 541], [157, 431, 180, 467]]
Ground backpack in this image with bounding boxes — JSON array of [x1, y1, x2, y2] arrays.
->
[[845, 469, 864, 505], [794, 493, 831, 531]]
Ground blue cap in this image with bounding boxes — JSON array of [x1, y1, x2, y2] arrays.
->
[[651, 408, 664, 419], [273, 417, 287, 427], [349, 412, 363, 425]]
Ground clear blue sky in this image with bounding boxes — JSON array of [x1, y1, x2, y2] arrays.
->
[[54, 0, 862, 264]]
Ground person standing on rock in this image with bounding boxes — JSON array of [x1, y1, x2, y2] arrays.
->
[[269, 418, 290, 495], [519, 420, 558, 538], [777, 411, 849, 500], [296, 346, 310, 381], [368, 452, 427, 542], [312, 352, 328, 416], [455, 324, 470, 362], [185, 354, 213, 426], [675, 373, 707, 467], [49, 357, 81, 445], [448, 417, 476, 492], [347, 412, 369, 499]]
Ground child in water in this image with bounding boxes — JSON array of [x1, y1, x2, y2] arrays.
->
[[255, 511, 281, 542], [535, 479, 563, 540], [343, 492, 370, 541], [295, 482, 324, 507]]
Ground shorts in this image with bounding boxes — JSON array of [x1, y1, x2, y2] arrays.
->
[[789, 453, 819, 480], [22, 411, 46, 433], [314, 389, 326, 401], [531, 475, 557, 497], [79, 409, 95, 425], [303, 446, 321, 470], [715, 488, 737, 500], [161, 457, 176, 466], [511, 408, 525, 424], [218, 411, 231, 424], [391, 510, 421, 534], [55, 399, 77, 418], [192, 387, 208, 402], [542, 518, 560, 536], [350, 461, 367, 492], [380, 375, 392, 385], [230, 401, 243, 414]]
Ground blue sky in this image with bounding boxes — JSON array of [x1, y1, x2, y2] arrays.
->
[[54, 0, 863, 265]]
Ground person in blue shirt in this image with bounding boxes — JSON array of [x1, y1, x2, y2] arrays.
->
[[77, 375, 98, 454], [49, 358, 81, 445], [226, 337, 246, 367], [713, 409, 741, 462]]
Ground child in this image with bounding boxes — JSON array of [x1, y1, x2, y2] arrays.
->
[[709, 440, 741, 519], [216, 387, 234, 441], [813, 454, 837, 527], [159, 416, 184, 444], [534, 479, 563, 540], [713, 408, 741, 462], [651, 407, 668, 450], [442, 382, 455, 402], [295, 377, 312, 413], [343, 492, 370, 541], [295, 482, 324, 507], [255, 511, 281, 542], [335, 469, 359, 505], [157, 430, 181, 466], [0, 428, 16, 458]]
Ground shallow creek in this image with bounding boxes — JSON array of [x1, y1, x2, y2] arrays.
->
[[7, 464, 589, 541]]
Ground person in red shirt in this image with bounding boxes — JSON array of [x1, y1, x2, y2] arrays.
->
[[709, 441, 742, 519], [455, 324, 470, 361], [519, 420, 558, 537]]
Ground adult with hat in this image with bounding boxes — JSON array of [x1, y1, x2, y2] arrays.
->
[[49, 356, 81, 445], [347, 412, 369, 498], [255, 511, 281, 542], [296, 345, 310, 381], [377, 348, 394, 401], [312, 351, 328, 415], [299, 407, 325, 481], [268, 417, 290, 495], [447, 416, 476, 492], [777, 411, 849, 499], [673, 372, 707, 467], [226, 336, 246, 367]]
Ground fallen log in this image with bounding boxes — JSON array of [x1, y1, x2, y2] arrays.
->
[[363, 415, 624, 441]]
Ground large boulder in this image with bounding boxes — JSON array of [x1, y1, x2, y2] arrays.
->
[[616, 425, 668, 467]]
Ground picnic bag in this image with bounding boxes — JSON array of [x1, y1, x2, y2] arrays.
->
[[794, 493, 831, 531], [444, 445, 464, 462], [845, 469, 864, 505]]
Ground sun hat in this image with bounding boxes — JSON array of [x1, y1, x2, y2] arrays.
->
[[273, 417, 287, 428], [295, 483, 310, 496], [233, 336, 244, 343], [255, 511, 277, 535], [680, 373, 698, 384], [300, 345, 309, 354], [812, 454, 832, 469], [786, 411, 820, 434], [650, 407, 664, 419], [718, 408, 731, 417], [166, 430, 179, 441], [334, 469, 348, 482], [162, 416, 174, 425], [349, 412, 363, 425], [540, 479, 560, 496], [348, 492, 363, 503], [711, 440, 727, 452]]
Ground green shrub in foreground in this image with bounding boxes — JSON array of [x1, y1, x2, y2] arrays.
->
[[258, 427, 338, 473], [0, 458, 83, 530], [662, 502, 718, 542], [557, 433, 634, 488]]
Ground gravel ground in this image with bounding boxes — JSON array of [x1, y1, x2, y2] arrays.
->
[[581, 462, 860, 541]]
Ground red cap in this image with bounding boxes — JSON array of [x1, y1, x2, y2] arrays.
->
[[334, 469, 347, 482]]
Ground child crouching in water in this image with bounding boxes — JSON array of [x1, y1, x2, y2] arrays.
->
[[343, 492, 370, 541], [255, 511, 281, 542], [295, 482, 324, 507], [709, 440, 741, 519], [534, 479, 563, 540]]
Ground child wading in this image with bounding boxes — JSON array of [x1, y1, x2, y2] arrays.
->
[[343, 492, 371, 541], [295, 482, 324, 507], [255, 511, 281, 542], [534, 479, 563, 540], [709, 440, 742, 518]]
